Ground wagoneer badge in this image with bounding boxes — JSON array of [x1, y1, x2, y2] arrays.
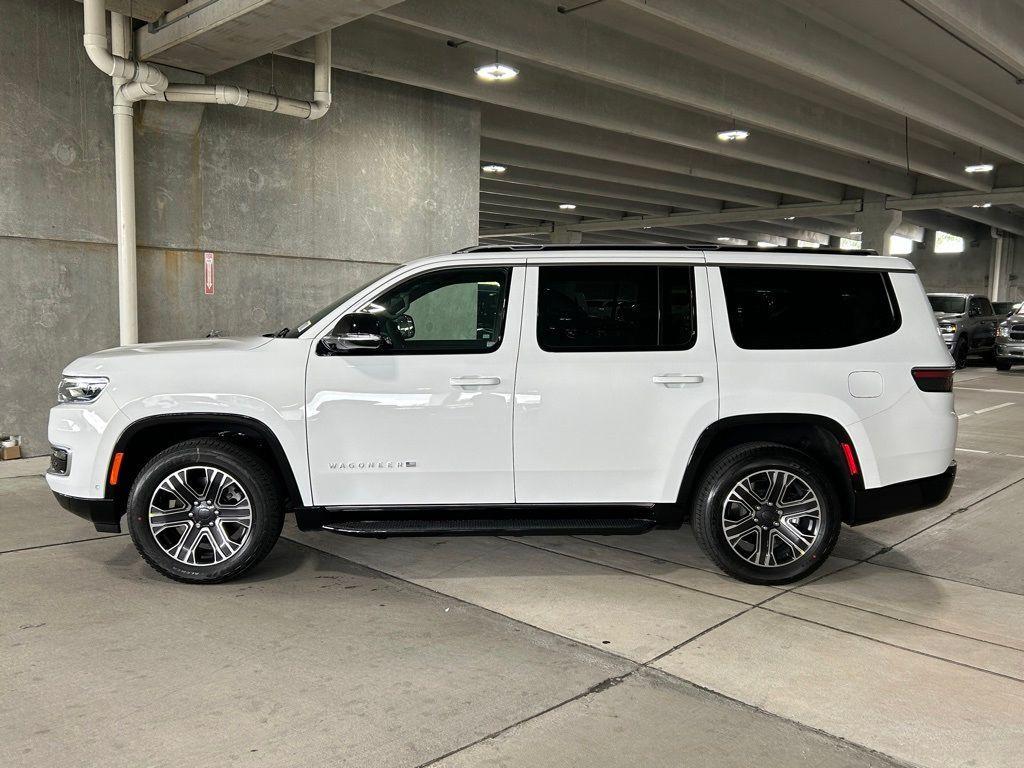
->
[[329, 460, 417, 470]]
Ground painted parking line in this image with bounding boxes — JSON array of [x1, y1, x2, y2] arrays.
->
[[955, 386, 1024, 395], [955, 447, 989, 454], [957, 413, 971, 420], [972, 402, 1016, 415]]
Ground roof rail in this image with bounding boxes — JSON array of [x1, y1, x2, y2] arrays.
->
[[458, 244, 878, 256]]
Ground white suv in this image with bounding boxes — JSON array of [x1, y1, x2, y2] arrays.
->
[[46, 245, 957, 585]]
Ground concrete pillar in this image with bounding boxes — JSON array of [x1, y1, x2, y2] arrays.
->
[[990, 230, 1007, 301], [551, 225, 582, 244], [786, 238, 800, 248], [854, 191, 902, 256], [828, 235, 841, 249]]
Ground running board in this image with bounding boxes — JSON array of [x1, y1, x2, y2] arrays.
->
[[318, 517, 657, 537]]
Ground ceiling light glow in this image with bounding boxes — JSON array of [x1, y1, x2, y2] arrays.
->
[[717, 129, 749, 142], [783, 216, 796, 220], [850, 230, 863, 236], [972, 202, 992, 208], [716, 237, 731, 241], [481, 164, 507, 174], [757, 241, 777, 248], [558, 203, 577, 210], [964, 163, 994, 173], [475, 63, 519, 81]]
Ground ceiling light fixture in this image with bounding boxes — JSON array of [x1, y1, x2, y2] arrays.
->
[[783, 216, 796, 221], [716, 237, 731, 241], [475, 50, 518, 82], [717, 129, 749, 142], [850, 229, 863, 236], [964, 163, 994, 174], [558, 203, 577, 210], [481, 164, 507, 174], [972, 202, 992, 208]]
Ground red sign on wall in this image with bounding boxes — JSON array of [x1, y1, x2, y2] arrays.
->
[[204, 252, 215, 295]]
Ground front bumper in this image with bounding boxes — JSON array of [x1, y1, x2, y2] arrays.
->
[[849, 462, 956, 526], [996, 341, 1024, 359], [52, 492, 123, 533]]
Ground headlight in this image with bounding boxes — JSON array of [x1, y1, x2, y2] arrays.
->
[[938, 323, 957, 334], [999, 325, 1011, 338], [57, 376, 109, 404]]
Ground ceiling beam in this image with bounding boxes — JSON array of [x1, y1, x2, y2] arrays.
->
[[567, 201, 862, 234], [481, 205, 582, 224], [379, 0, 989, 188], [137, 0, 403, 74], [483, 140, 780, 207], [620, 0, 1024, 164], [944, 206, 1024, 237], [480, 224, 554, 237], [480, 167, 722, 213], [481, 179, 667, 217], [888, 187, 1024, 211], [481, 106, 844, 202], [903, 0, 1024, 82], [480, 192, 626, 220]]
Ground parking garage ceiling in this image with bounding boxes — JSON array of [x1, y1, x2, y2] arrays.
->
[[123, 0, 1024, 247]]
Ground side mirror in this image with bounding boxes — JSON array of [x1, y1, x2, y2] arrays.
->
[[321, 313, 386, 354], [969, 306, 981, 317], [394, 313, 415, 340]]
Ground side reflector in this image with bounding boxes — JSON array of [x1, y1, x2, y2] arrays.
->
[[109, 452, 124, 486], [840, 442, 859, 476], [912, 367, 955, 393]]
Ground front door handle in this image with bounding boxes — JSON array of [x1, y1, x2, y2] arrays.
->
[[450, 376, 501, 387], [653, 374, 704, 385]]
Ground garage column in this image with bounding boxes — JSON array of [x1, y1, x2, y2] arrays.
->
[[828, 235, 842, 249], [854, 192, 902, 256], [550, 225, 582, 244]]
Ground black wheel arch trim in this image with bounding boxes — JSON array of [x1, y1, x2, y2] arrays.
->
[[106, 413, 304, 506], [676, 414, 861, 524]]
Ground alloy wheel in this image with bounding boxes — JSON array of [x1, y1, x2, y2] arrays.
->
[[721, 469, 821, 568], [148, 466, 252, 567]]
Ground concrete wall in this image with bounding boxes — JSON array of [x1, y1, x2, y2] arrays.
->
[[0, 0, 480, 456], [906, 234, 1022, 301]]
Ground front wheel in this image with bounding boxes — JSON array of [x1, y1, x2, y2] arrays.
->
[[691, 443, 841, 585], [952, 336, 969, 369], [996, 358, 1012, 371], [127, 438, 284, 583]]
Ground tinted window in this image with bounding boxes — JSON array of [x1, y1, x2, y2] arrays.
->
[[929, 295, 967, 314], [356, 267, 510, 353], [971, 297, 994, 316], [721, 267, 900, 350], [538, 265, 695, 351]]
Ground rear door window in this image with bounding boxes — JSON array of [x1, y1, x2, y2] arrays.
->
[[537, 265, 696, 351], [720, 267, 900, 349]]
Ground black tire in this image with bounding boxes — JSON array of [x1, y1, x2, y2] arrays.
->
[[996, 358, 1012, 371], [691, 442, 841, 585], [952, 336, 969, 369], [127, 438, 284, 584]]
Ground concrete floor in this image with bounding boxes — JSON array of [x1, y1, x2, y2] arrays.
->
[[3, 367, 1023, 767]]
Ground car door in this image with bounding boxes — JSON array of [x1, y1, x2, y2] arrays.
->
[[305, 263, 525, 506], [969, 295, 997, 351], [512, 257, 719, 503]]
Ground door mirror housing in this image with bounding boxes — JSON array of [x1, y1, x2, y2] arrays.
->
[[320, 313, 387, 354]]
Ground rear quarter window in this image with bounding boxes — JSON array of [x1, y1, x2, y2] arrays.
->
[[720, 267, 901, 349]]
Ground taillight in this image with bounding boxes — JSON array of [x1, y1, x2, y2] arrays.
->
[[912, 367, 954, 393]]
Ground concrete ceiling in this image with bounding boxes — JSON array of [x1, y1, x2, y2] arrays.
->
[[130, 0, 1024, 247]]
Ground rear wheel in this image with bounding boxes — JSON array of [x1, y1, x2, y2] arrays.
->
[[691, 443, 841, 585], [996, 358, 1013, 371], [127, 438, 284, 584]]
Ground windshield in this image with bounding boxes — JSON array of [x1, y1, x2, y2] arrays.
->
[[281, 270, 395, 338], [928, 295, 967, 314]]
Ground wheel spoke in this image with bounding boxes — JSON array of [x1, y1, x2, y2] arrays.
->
[[766, 471, 794, 505], [729, 481, 763, 513], [207, 523, 239, 562], [162, 471, 203, 506], [172, 523, 203, 564], [776, 520, 815, 554], [724, 515, 758, 545], [216, 505, 251, 521], [779, 496, 819, 517], [754, 527, 774, 566]]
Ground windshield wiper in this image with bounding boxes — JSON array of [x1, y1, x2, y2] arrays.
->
[[262, 327, 291, 338]]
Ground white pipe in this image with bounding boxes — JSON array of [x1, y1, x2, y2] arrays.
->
[[83, 0, 167, 90], [110, 12, 138, 345], [124, 31, 333, 120]]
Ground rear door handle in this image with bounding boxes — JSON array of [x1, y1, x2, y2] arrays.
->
[[652, 374, 704, 385], [450, 376, 501, 387]]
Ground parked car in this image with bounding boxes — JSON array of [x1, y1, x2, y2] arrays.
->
[[996, 303, 1024, 370], [47, 246, 957, 586], [992, 301, 1018, 316], [928, 292, 1000, 368]]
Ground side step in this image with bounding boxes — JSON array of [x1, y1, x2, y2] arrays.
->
[[320, 517, 657, 537]]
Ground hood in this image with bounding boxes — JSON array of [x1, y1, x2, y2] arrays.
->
[[64, 336, 274, 375], [933, 312, 965, 321]]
